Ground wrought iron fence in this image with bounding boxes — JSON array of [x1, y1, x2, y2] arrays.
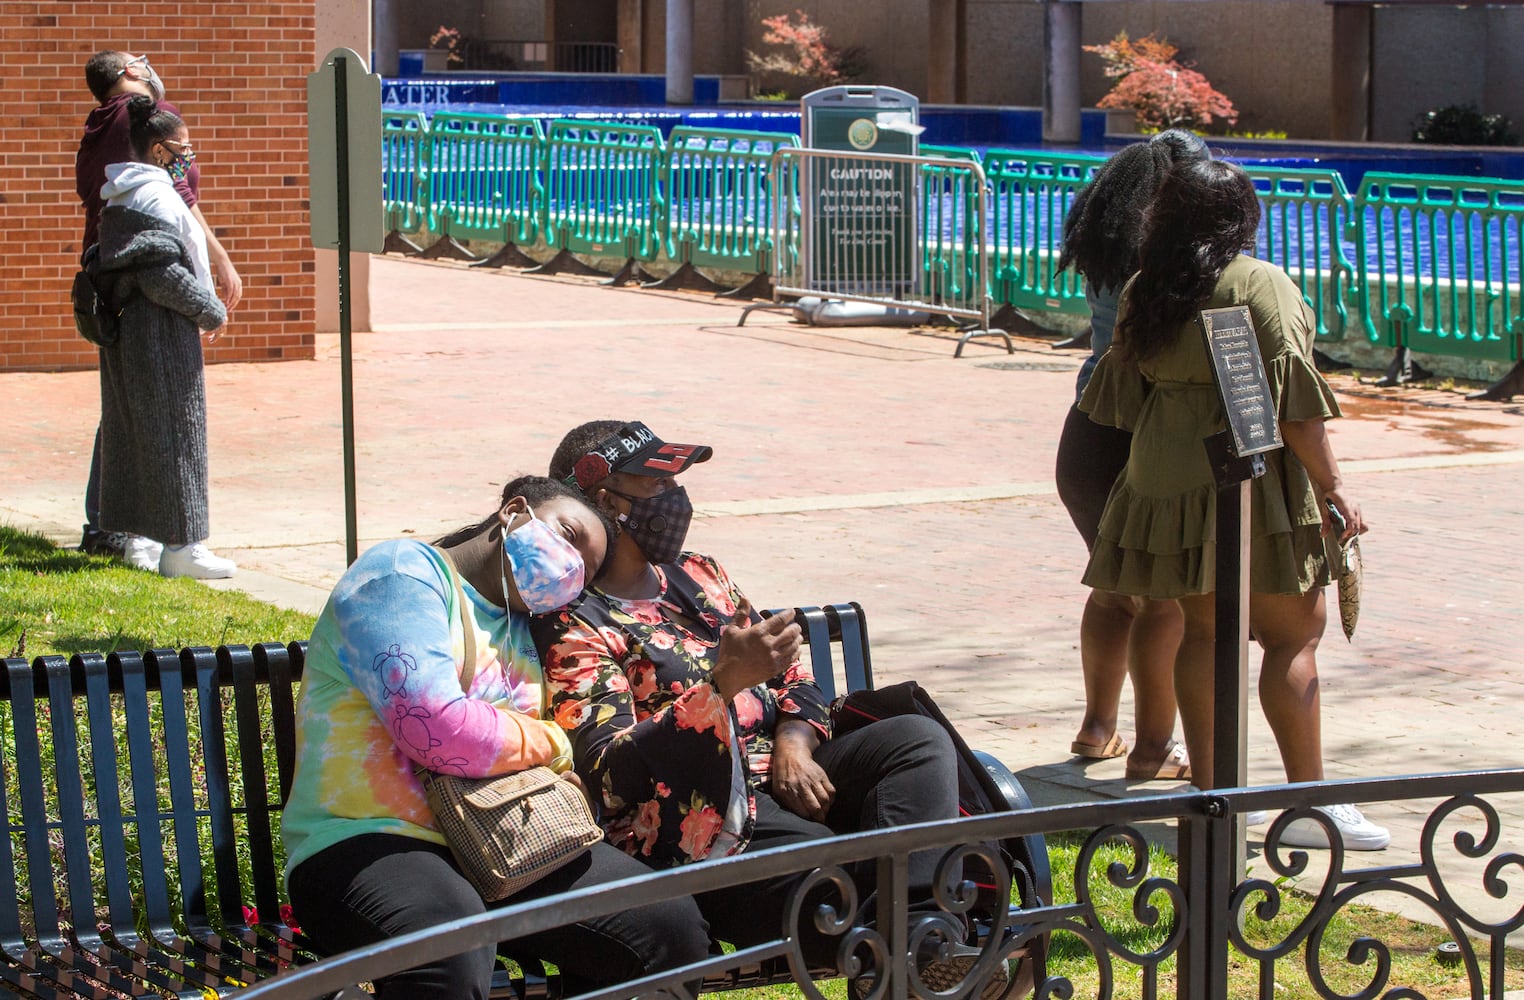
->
[[464, 40, 619, 73], [555, 41, 619, 74], [237, 768, 1524, 1000]]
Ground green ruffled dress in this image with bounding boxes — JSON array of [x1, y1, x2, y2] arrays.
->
[[1078, 255, 1340, 598]]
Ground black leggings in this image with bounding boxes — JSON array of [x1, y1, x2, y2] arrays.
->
[[290, 718, 959, 994], [289, 836, 710, 999], [698, 715, 961, 957], [1055, 402, 1133, 551]]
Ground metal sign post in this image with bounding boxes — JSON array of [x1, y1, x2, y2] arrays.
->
[[1201, 303, 1285, 796], [308, 48, 384, 565], [1196, 304, 1283, 1000]]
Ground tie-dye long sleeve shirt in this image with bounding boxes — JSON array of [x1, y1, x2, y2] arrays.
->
[[282, 539, 572, 882]]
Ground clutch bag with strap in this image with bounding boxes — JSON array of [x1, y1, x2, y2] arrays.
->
[[415, 546, 604, 901]]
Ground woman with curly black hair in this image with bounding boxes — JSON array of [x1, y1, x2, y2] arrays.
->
[[1078, 159, 1387, 851], [1055, 130, 1207, 782]]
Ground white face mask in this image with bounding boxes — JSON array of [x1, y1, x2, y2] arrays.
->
[[123, 55, 165, 101], [143, 66, 166, 102]]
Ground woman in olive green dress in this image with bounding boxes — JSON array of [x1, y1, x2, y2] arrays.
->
[[1079, 160, 1387, 850]]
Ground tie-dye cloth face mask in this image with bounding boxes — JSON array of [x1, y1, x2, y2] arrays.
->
[[499, 505, 586, 613]]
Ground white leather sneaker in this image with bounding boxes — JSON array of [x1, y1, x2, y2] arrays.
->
[[1279, 803, 1390, 851], [158, 542, 236, 580], [121, 535, 164, 572]]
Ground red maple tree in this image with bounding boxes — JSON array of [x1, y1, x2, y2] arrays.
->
[[1084, 32, 1237, 132], [746, 9, 862, 94]]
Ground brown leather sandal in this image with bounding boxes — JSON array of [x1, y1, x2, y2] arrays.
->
[[1125, 740, 1192, 781], [1070, 732, 1127, 759]]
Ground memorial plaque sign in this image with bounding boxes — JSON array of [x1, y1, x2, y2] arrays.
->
[[1200, 305, 1283, 458]]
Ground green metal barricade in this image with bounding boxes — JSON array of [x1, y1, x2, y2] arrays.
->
[[1244, 167, 1358, 341], [982, 150, 1106, 316], [920, 144, 981, 163], [425, 113, 545, 245], [382, 110, 430, 236], [760, 147, 998, 349], [662, 127, 797, 273], [379, 106, 1524, 372], [919, 152, 985, 308], [542, 120, 666, 262], [1351, 172, 1524, 363]]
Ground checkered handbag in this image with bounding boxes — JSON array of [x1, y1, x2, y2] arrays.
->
[[419, 547, 604, 901], [419, 765, 604, 901]]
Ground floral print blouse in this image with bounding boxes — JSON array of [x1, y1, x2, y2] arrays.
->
[[529, 553, 831, 868]]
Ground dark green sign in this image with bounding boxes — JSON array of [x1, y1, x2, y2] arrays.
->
[[801, 87, 921, 297]]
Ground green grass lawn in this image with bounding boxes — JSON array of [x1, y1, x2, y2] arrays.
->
[[0, 523, 316, 659]]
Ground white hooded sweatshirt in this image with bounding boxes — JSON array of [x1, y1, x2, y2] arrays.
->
[[100, 162, 213, 293]]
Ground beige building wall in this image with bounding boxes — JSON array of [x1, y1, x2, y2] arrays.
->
[[966, 1, 1044, 108], [743, 0, 1340, 137], [485, 2, 546, 41], [904, 1, 1524, 144], [1072, 1, 1333, 138], [381, 1, 1524, 145], [1483, 8, 1524, 131], [1373, 4, 1524, 143]]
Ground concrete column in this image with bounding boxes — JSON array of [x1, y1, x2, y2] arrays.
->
[[618, 0, 644, 73], [954, 0, 968, 103], [928, 0, 957, 104], [544, 0, 557, 67], [665, 0, 693, 104], [1330, 4, 1372, 141], [1042, 0, 1082, 144], [314, 0, 372, 334], [372, 0, 399, 75]]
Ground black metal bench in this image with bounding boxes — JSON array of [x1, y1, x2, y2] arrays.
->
[[0, 603, 1049, 997]]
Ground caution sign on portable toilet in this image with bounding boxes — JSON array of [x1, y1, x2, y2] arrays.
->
[[800, 86, 925, 299]]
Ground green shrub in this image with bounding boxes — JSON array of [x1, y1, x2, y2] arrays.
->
[[1412, 103, 1518, 146]]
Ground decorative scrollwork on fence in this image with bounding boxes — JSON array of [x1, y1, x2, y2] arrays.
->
[[1421, 793, 1524, 937], [1074, 824, 1188, 966], [777, 842, 1063, 1000], [1010, 824, 1188, 1000], [784, 863, 885, 1000], [1228, 793, 1524, 999]]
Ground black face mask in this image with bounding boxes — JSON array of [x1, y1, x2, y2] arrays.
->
[[611, 485, 693, 565]]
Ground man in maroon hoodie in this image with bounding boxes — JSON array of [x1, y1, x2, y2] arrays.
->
[[75, 50, 241, 557]]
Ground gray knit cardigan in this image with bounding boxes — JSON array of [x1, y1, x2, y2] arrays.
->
[[95, 207, 227, 546]]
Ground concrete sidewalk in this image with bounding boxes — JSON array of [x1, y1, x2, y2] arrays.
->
[[5, 256, 1524, 937]]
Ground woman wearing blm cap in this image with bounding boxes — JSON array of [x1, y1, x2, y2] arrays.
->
[[531, 421, 1008, 998]]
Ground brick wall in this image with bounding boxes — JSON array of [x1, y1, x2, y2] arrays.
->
[[0, 1, 316, 372]]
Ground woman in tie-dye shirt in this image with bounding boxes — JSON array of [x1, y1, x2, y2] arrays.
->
[[282, 475, 709, 999]]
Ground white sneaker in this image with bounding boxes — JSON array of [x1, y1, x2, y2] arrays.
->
[[121, 535, 164, 572], [1241, 810, 1271, 826], [158, 542, 236, 580], [1279, 803, 1390, 851]]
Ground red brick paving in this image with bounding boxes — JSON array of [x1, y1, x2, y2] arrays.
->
[[4, 255, 1523, 929]]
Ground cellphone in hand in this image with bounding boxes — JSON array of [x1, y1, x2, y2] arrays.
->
[[1326, 499, 1347, 536]]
